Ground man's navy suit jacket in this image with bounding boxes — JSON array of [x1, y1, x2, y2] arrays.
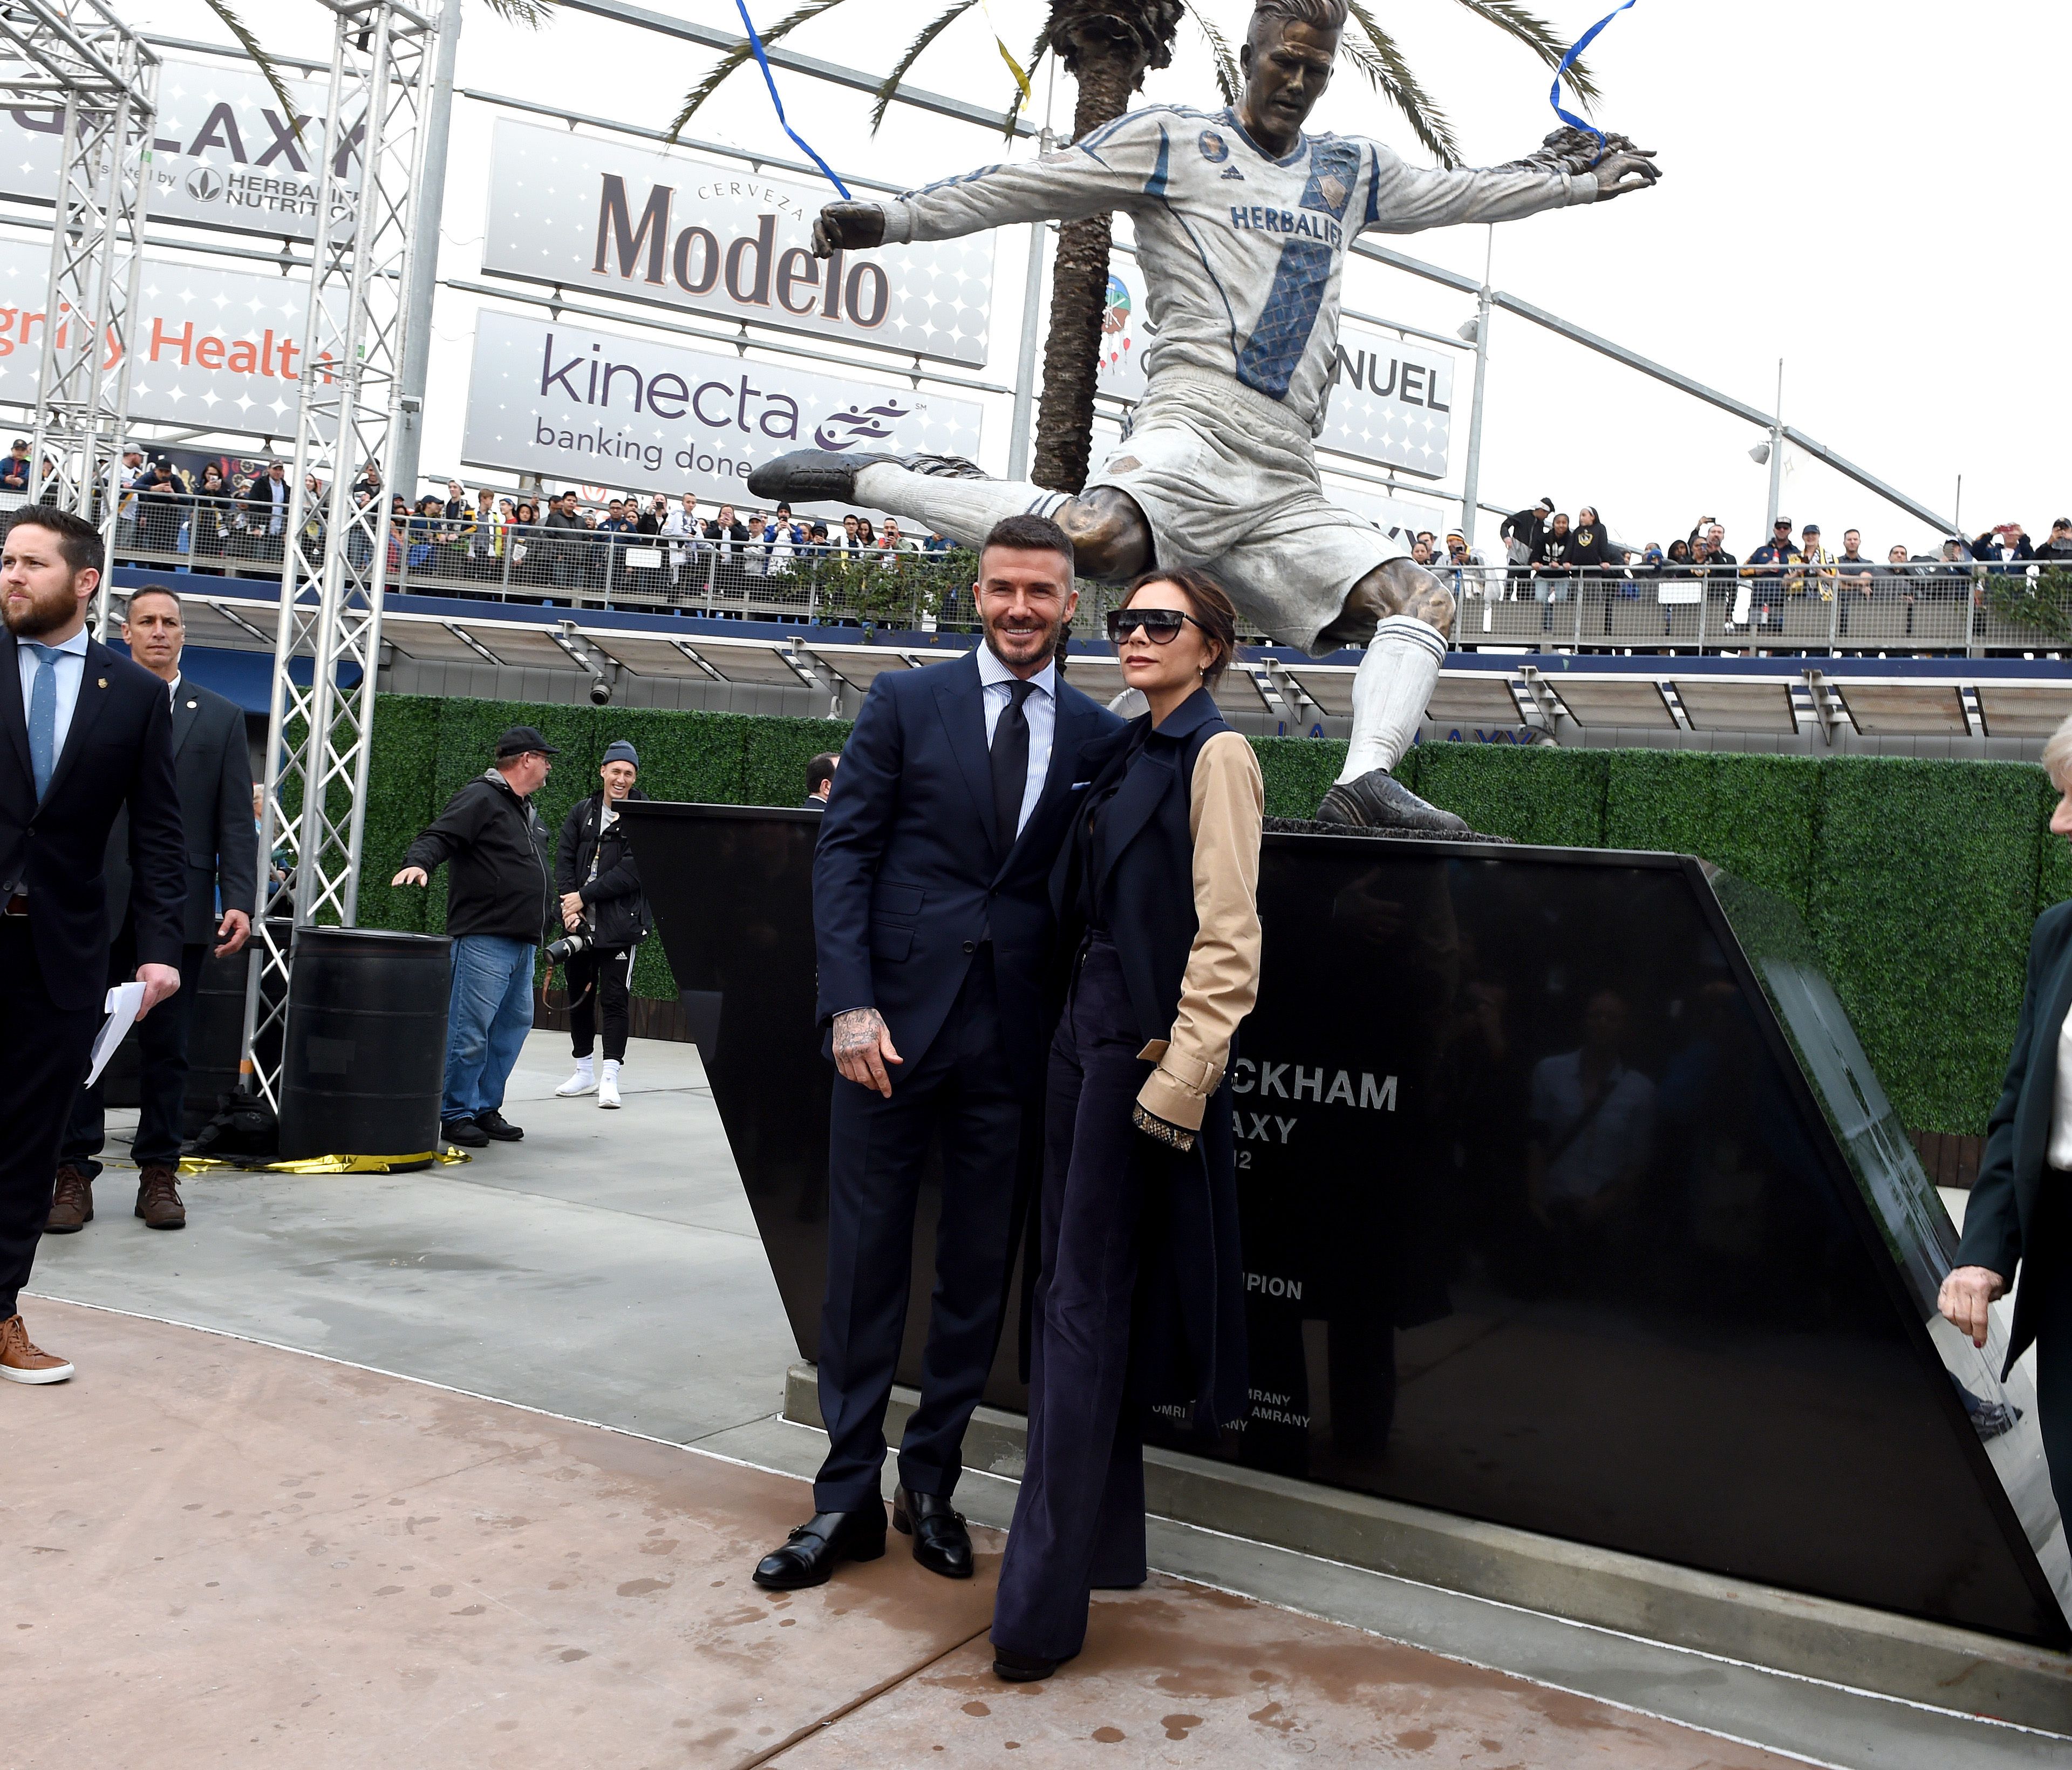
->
[[0, 625, 185, 1010], [1958, 896, 2072, 1374], [813, 648, 1122, 1091]]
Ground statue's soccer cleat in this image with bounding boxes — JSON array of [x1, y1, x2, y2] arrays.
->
[[1314, 768, 1469, 835], [745, 449, 988, 505]]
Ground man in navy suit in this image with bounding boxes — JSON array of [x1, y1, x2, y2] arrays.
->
[[754, 513, 1124, 1590], [0, 509, 185, 1384]]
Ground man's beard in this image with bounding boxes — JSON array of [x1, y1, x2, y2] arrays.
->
[[3, 575, 83, 639], [983, 615, 1060, 668]]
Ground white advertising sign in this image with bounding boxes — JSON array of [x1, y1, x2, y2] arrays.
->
[[1097, 253, 1455, 480], [0, 240, 325, 432], [0, 60, 360, 238], [460, 308, 984, 497], [481, 119, 994, 368]]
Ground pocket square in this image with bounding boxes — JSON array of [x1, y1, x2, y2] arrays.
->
[[1070, 780, 1091, 791]]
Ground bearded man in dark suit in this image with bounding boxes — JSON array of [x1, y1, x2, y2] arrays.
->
[[0, 510, 185, 1384]]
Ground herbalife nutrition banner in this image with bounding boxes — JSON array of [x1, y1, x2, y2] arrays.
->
[[460, 308, 984, 495], [1097, 252, 1456, 480], [0, 60, 360, 239], [0, 240, 327, 430], [480, 119, 995, 369]]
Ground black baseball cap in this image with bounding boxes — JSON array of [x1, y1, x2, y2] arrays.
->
[[495, 724, 561, 758]]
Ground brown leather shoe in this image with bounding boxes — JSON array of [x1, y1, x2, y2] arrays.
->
[[46, 1164, 92, 1233], [0, 1313, 73, 1384], [135, 1164, 187, 1230]]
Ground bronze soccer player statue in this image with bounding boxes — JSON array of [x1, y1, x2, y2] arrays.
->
[[748, 0, 1659, 830]]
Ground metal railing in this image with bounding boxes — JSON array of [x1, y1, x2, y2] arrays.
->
[[31, 489, 2072, 656], [1443, 561, 2064, 655]]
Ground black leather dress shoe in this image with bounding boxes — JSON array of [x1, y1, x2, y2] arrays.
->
[[992, 1645, 1060, 1683], [752, 1507, 887, 1590], [892, 1485, 973, 1579]]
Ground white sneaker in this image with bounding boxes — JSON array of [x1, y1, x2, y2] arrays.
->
[[598, 1061, 622, 1109], [556, 1061, 597, 1098]]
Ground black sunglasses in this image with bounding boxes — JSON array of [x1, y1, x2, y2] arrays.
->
[[1107, 606, 1207, 644]]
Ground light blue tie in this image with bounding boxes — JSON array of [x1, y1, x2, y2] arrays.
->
[[24, 641, 58, 800]]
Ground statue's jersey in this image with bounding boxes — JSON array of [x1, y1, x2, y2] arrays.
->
[[881, 106, 1595, 434]]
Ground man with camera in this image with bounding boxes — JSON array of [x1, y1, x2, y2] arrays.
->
[[552, 739, 649, 1110]]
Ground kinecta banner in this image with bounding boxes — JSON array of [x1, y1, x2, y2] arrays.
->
[[0, 60, 360, 240], [480, 120, 995, 369], [0, 241, 330, 431], [1096, 250, 1456, 481], [460, 308, 984, 493]]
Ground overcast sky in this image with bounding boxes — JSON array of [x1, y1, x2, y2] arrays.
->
[[126, 0, 2069, 556]]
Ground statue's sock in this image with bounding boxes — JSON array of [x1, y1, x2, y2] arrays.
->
[[1337, 615, 1447, 783], [851, 462, 1071, 547]]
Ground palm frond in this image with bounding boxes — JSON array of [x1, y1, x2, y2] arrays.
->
[[1342, 0, 1460, 166], [203, 0, 294, 126], [479, 0, 556, 24], [668, 0, 855, 144], [1444, 0, 1600, 107], [869, 1, 982, 134], [1181, 0, 1242, 106], [999, 21, 1053, 142]]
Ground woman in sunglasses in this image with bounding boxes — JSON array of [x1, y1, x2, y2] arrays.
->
[[990, 569, 1264, 1683]]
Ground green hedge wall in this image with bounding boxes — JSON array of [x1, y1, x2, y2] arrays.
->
[[359, 695, 2069, 1136]]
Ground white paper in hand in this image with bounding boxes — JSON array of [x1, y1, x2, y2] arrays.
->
[[84, 981, 149, 1090]]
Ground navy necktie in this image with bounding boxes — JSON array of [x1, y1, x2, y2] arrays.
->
[[990, 678, 1035, 855], [25, 642, 59, 800]]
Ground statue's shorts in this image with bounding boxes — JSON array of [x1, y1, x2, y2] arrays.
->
[[1082, 366, 1410, 655]]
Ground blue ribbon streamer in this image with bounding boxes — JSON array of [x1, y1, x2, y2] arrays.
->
[[1549, 0, 1639, 162], [734, 0, 852, 200]]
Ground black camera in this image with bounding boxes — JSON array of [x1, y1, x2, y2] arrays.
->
[[544, 930, 594, 963]]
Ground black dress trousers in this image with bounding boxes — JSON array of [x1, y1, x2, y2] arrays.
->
[[0, 917, 104, 1319], [63, 928, 207, 1175], [814, 947, 1026, 1512], [2028, 1182, 2072, 1527]]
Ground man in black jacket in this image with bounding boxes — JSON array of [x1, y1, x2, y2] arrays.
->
[[1, 509, 185, 1383], [392, 726, 557, 1148], [552, 739, 648, 1109], [1501, 498, 1553, 598], [52, 587, 255, 1234]]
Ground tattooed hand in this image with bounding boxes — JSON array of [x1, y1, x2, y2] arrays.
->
[[833, 1006, 903, 1097]]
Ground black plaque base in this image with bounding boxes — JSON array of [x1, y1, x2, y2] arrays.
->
[[625, 804, 2071, 1648]]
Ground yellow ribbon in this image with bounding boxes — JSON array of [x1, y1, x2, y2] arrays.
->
[[978, 0, 1033, 105]]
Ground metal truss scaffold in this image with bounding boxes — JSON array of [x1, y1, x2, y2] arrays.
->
[[0, 2, 158, 635], [244, 0, 435, 1108]]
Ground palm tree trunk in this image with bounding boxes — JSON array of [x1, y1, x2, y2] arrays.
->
[[1030, 32, 1148, 495]]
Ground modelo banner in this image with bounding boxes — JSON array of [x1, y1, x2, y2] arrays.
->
[[1096, 250, 1455, 481], [480, 119, 995, 370], [0, 60, 362, 239], [0, 239, 328, 432], [459, 307, 984, 497]]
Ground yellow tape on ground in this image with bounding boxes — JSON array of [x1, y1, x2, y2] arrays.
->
[[176, 1148, 473, 1175]]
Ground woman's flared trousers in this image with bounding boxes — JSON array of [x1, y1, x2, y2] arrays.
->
[[991, 938, 1155, 1662]]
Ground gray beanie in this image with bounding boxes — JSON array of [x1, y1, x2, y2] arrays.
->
[[602, 739, 638, 769]]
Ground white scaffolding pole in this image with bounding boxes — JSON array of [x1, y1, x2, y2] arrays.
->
[[243, 0, 435, 1108], [0, 1, 157, 637]]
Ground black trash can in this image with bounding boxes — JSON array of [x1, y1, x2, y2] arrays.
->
[[181, 945, 254, 1137], [277, 926, 452, 1162]]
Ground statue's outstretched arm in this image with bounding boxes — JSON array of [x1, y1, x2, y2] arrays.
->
[[813, 113, 1167, 258]]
